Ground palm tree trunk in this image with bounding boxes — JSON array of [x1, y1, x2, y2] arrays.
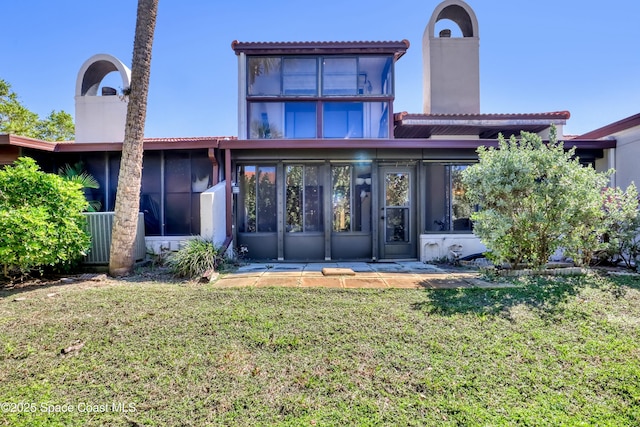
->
[[109, 0, 159, 276]]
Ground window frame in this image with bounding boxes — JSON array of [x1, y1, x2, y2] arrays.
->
[[245, 54, 395, 140]]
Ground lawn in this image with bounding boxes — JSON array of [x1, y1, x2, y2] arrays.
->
[[1, 271, 639, 426]]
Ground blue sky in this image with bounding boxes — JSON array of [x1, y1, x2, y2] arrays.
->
[[3, 0, 639, 138]]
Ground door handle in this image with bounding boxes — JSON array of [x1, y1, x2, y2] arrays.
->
[[380, 216, 385, 220]]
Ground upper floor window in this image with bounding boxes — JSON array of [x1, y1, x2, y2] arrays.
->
[[283, 58, 317, 95], [247, 55, 393, 98], [248, 57, 281, 96], [248, 57, 318, 96], [246, 54, 394, 139], [322, 58, 357, 95], [322, 57, 392, 96]]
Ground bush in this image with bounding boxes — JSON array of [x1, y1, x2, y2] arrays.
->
[[167, 238, 228, 279], [461, 128, 611, 269], [0, 157, 90, 276], [600, 184, 640, 268]]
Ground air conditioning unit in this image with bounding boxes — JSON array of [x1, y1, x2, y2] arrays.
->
[[83, 212, 146, 264]]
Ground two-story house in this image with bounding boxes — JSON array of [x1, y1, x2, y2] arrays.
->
[[0, 0, 622, 263], [220, 0, 611, 261]]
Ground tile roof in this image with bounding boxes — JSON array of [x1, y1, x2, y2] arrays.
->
[[142, 136, 236, 143]]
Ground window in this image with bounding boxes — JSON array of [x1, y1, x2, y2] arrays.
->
[[322, 58, 357, 95], [358, 56, 393, 95], [324, 103, 363, 138], [450, 165, 475, 231], [164, 151, 211, 236], [322, 57, 393, 96], [140, 151, 161, 235], [285, 103, 316, 138], [248, 57, 318, 96], [248, 57, 281, 96], [238, 165, 277, 232], [246, 54, 394, 140], [286, 165, 323, 232], [249, 102, 316, 139], [323, 102, 389, 139], [424, 163, 476, 232], [332, 164, 371, 232], [283, 58, 317, 95]]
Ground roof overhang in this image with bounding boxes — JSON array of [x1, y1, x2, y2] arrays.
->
[[577, 112, 640, 139], [231, 40, 410, 61], [0, 134, 235, 152], [2, 133, 614, 154], [394, 111, 571, 139], [218, 137, 615, 151]]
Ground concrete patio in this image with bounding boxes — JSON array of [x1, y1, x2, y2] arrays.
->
[[213, 261, 512, 289]]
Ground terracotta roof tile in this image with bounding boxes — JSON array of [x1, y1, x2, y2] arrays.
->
[[142, 136, 236, 143]]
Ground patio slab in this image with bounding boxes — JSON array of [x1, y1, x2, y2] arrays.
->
[[382, 277, 427, 289], [214, 261, 516, 289], [269, 264, 306, 272], [255, 276, 300, 287], [235, 264, 271, 273], [369, 263, 407, 272], [336, 262, 377, 272], [300, 276, 343, 288]]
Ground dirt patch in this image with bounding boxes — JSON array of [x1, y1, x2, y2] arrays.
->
[[1, 267, 181, 294]]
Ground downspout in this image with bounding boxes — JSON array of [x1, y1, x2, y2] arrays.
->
[[220, 147, 233, 254], [608, 147, 616, 188], [208, 147, 219, 186]]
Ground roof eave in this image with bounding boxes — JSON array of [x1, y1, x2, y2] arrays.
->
[[577, 112, 640, 139], [218, 138, 615, 150], [231, 40, 410, 61]]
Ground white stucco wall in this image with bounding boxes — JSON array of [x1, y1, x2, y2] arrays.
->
[[75, 95, 128, 142], [144, 182, 227, 255], [74, 53, 131, 143], [613, 126, 640, 189], [420, 234, 486, 262], [200, 181, 227, 246], [594, 148, 614, 173]]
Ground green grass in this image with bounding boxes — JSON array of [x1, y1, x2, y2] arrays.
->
[[1, 272, 639, 426]]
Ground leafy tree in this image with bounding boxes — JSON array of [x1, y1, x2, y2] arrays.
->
[[35, 110, 75, 141], [0, 157, 90, 277], [462, 127, 611, 269], [109, 0, 159, 276], [0, 79, 74, 141]]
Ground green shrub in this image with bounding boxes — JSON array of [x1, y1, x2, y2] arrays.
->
[[600, 184, 640, 268], [0, 157, 90, 276], [461, 128, 611, 269], [167, 238, 228, 279]]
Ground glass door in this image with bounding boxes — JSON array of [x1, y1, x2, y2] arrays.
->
[[379, 166, 416, 259]]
